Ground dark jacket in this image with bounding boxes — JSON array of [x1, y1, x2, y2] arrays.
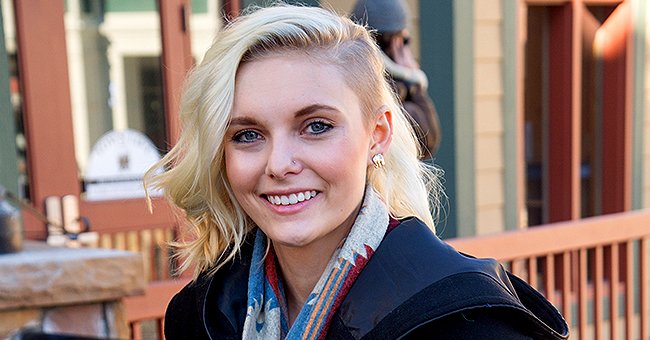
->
[[165, 218, 569, 339]]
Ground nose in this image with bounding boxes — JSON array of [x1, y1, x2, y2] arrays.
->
[[264, 138, 301, 179]]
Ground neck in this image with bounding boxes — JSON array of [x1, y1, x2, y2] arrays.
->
[[272, 210, 357, 327], [274, 244, 332, 326]]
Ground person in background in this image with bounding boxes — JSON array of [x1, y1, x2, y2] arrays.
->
[[351, 0, 440, 159], [148, 5, 568, 339]]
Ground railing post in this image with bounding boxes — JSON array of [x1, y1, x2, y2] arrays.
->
[[594, 245, 604, 340], [640, 237, 648, 340], [578, 248, 587, 338], [609, 244, 619, 340], [561, 251, 571, 323], [624, 241, 634, 339], [544, 254, 555, 305]]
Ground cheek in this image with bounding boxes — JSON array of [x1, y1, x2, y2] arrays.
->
[[315, 140, 369, 182], [224, 149, 254, 193]]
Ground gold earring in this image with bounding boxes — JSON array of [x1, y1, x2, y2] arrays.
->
[[372, 154, 385, 169]]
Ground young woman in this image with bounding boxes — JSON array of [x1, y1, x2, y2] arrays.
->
[[146, 5, 568, 339]]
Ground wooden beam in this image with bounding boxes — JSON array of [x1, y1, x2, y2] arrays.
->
[[448, 208, 650, 259], [223, 0, 241, 21], [158, 0, 193, 148], [13, 0, 80, 238], [547, 2, 581, 222], [598, 1, 632, 214], [79, 197, 176, 234]]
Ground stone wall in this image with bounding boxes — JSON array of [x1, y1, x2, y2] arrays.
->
[[0, 241, 144, 339]]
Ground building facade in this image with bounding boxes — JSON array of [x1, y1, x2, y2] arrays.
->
[[418, 0, 647, 238], [0, 0, 647, 240]]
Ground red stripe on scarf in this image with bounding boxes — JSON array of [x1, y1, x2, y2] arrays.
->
[[265, 246, 289, 324], [316, 218, 399, 338], [316, 243, 376, 339]]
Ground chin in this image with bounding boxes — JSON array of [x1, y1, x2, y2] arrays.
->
[[259, 221, 315, 247], [273, 234, 315, 248]]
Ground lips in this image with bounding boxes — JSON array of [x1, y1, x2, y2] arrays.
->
[[265, 190, 319, 206]]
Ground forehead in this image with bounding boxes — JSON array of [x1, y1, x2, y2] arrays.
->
[[231, 54, 363, 120]]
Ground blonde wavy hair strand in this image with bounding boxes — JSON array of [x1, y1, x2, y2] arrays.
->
[[144, 5, 442, 279]]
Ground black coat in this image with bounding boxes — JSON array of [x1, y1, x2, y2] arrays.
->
[[164, 218, 569, 339]]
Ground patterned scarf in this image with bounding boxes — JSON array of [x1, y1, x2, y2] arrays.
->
[[242, 187, 389, 339]]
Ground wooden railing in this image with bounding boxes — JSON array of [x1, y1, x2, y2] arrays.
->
[[97, 226, 175, 282], [96, 226, 182, 340], [448, 210, 650, 340], [124, 278, 190, 340], [123, 209, 650, 340]]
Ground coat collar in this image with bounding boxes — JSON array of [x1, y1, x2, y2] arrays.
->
[[198, 218, 568, 339], [331, 217, 567, 339]]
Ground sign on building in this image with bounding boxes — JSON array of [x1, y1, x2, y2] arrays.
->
[[85, 129, 161, 201]]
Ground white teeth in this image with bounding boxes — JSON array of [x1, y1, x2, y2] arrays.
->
[[267, 190, 318, 206]]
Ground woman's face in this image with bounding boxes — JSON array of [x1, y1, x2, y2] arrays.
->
[[225, 54, 373, 251]]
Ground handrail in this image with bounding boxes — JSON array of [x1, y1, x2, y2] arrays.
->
[[124, 278, 191, 322], [448, 209, 649, 340], [447, 208, 650, 259], [124, 278, 190, 340]]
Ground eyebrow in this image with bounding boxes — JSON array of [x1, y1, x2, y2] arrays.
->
[[228, 116, 259, 127], [294, 104, 340, 118], [229, 104, 340, 126]]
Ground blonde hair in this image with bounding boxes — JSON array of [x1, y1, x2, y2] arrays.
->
[[145, 5, 442, 278]]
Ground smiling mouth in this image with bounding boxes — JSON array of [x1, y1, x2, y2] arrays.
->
[[265, 190, 319, 206]]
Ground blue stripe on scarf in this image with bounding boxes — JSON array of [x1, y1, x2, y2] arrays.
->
[[242, 187, 388, 339]]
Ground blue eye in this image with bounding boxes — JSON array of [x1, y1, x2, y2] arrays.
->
[[306, 121, 332, 134], [233, 130, 262, 143]]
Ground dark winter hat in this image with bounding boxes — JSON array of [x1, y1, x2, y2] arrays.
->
[[350, 0, 410, 34]]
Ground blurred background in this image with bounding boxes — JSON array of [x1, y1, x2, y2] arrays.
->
[[0, 0, 648, 339]]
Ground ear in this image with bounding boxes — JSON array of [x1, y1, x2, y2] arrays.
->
[[368, 105, 393, 162]]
